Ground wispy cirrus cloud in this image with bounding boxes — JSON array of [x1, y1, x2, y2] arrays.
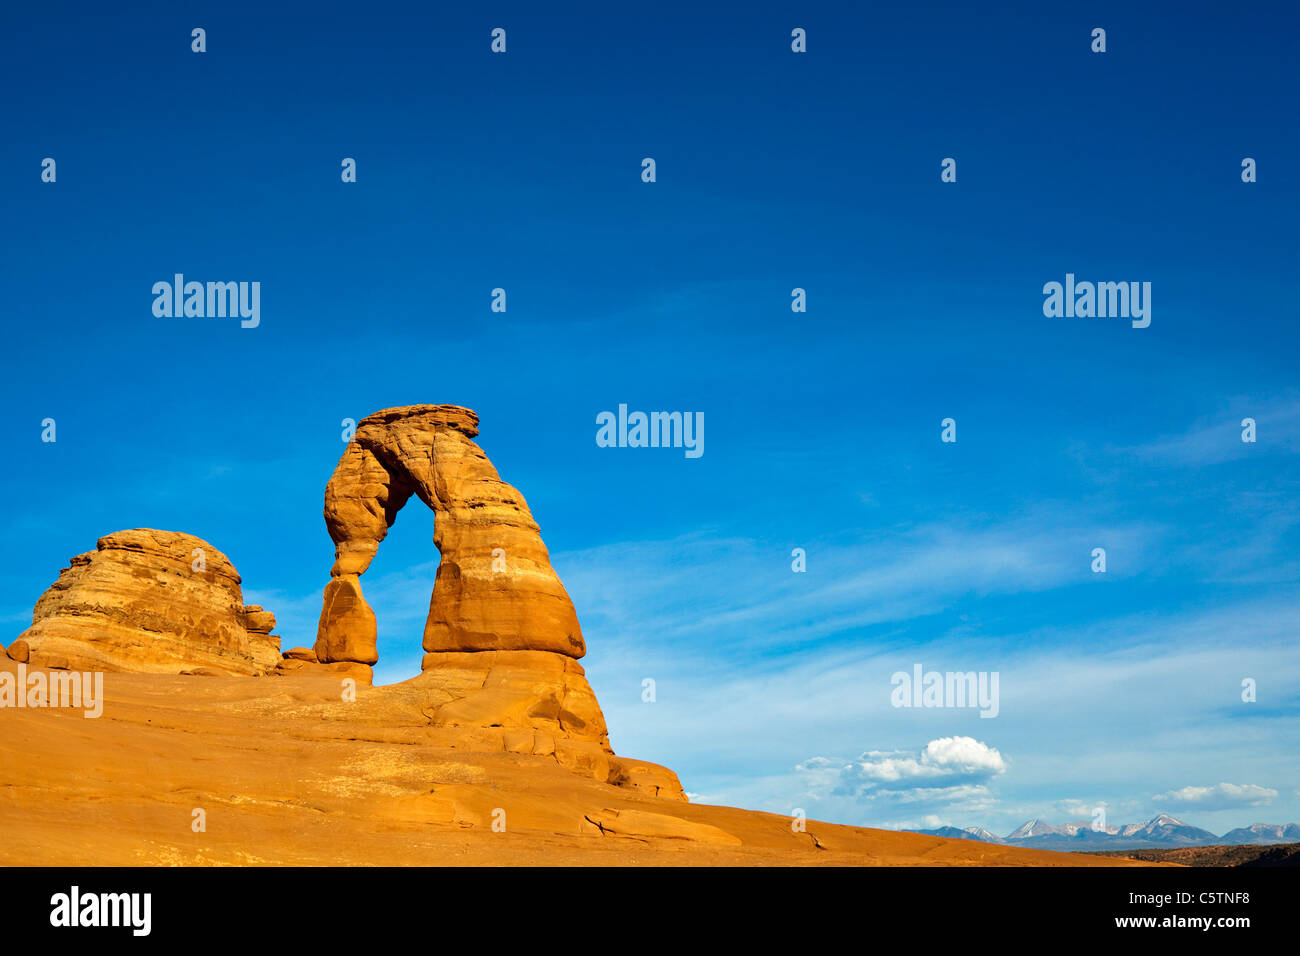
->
[[556, 506, 1159, 657], [1112, 396, 1300, 466]]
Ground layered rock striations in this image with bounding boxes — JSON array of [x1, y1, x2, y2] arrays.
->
[[11, 529, 281, 675]]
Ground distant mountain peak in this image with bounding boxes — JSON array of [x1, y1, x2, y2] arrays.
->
[[1218, 822, 1300, 845], [1006, 818, 1058, 839], [1148, 812, 1186, 826]]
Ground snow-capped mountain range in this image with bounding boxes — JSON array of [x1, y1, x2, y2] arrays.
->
[[914, 814, 1300, 851]]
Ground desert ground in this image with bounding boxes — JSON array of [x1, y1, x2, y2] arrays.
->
[[0, 658, 1162, 867]]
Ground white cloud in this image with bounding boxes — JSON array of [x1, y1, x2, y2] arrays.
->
[[1155, 783, 1278, 810], [1055, 798, 1104, 817], [797, 737, 1007, 810]]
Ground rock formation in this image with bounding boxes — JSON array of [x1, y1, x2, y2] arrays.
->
[[315, 404, 584, 662], [11, 529, 281, 675], [311, 405, 686, 798], [241, 604, 283, 672]]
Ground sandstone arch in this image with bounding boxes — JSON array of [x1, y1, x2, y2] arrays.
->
[[314, 404, 586, 667], [310, 405, 688, 801]]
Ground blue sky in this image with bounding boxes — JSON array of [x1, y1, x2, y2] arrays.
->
[[2, 1, 1298, 835]]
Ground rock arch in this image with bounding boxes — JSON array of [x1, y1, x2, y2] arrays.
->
[[314, 404, 585, 667]]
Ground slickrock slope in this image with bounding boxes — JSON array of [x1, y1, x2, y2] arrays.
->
[[9, 529, 280, 676], [0, 660, 1164, 866]]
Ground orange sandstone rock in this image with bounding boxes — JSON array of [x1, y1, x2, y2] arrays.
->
[[240, 605, 282, 670], [315, 575, 378, 664], [241, 606, 276, 634], [12, 529, 279, 675], [413, 650, 610, 748], [314, 405, 584, 662], [272, 658, 373, 683], [582, 808, 741, 844]]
